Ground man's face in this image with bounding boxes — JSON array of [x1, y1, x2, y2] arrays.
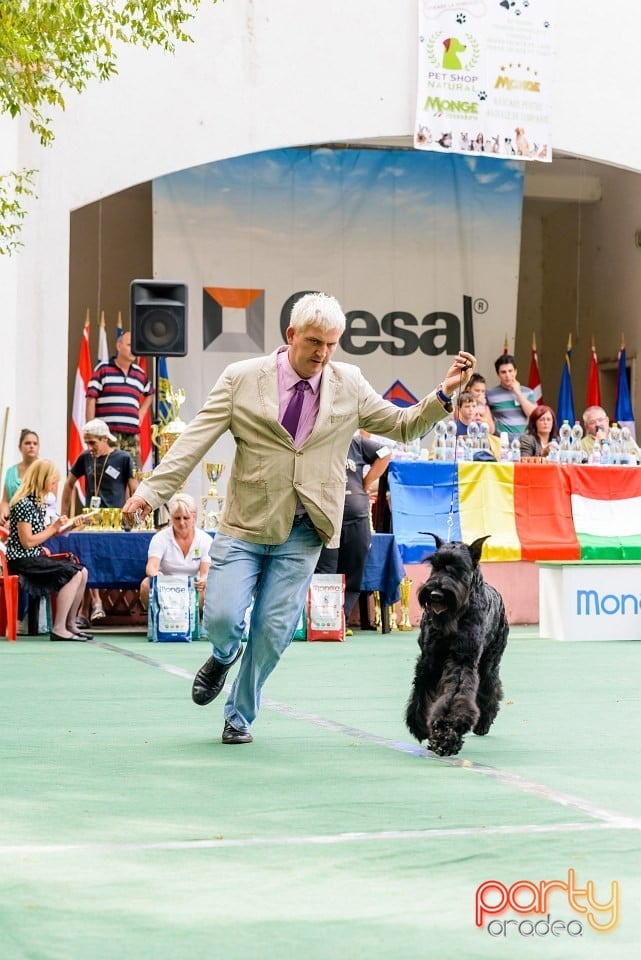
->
[[584, 410, 609, 437], [84, 434, 111, 456], [497, 363, 517, 389], [117, 332, 134, 362], [286, 324, 341, 379]]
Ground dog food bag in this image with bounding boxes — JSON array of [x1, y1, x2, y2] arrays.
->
[[148, 574, 197, 642], [306, 573, 345, 641]]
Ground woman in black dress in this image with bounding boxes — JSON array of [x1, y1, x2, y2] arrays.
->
[[6, 459, 90, 640]]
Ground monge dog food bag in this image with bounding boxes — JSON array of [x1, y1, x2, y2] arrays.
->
[[148, 574, 197, 642], [306, 573, 345, 641]]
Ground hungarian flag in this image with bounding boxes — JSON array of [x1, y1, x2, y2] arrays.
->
[[568, 467, 641, 559], [586, 341, 601, 408], [615, 340, 635, 439], [527, 333, 542, 404], [137, 356, 154, 473], [557, 334, 575, 426], [68, 312, 92, 504]]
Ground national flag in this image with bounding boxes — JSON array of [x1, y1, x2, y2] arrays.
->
[[586, 339, 601, 408], [157, 356, 173, 426], [68, 311, 92, 504], [388, 460, 641, 564], [97, 311, 109, 363], [614, 339, 635, 439], [567, 467, 641, 559], [527, 333, 542, 404], [387, 460, 581, 563], [557, 334, 575, 426], [137, 356, 153, 472], [116, 311, 123, 341]]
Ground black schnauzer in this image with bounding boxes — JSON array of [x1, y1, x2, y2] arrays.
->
[[405, 534, 508, 757]]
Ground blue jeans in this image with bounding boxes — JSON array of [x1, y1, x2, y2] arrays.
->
[[203, 516, 322, 732]]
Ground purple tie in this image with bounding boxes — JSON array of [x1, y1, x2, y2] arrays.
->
[[281, 380, 309, 438]]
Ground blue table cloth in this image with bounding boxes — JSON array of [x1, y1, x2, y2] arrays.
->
[[47, 531, 405, 605]]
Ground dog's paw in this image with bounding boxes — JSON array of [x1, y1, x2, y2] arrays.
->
[[428, 720, 464, 757], [473, 717, 492, 736]]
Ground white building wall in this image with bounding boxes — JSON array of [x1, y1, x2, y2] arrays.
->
[[3, 0, 641, 472]]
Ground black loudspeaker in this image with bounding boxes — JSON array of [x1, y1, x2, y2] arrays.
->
[[130, 280, 188, 356]]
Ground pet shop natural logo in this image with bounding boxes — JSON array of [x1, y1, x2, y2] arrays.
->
[[475, 868, 620, 937], [424, 31, 480, 74]]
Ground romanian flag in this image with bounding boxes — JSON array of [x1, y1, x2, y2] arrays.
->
[[388, 461, 641, 564]]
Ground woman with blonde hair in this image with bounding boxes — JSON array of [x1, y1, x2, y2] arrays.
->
[[6, 459, 90, 641], [140, 492, 211, 611]]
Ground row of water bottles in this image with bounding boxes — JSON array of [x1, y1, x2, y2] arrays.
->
[[547, 420, 585, 464], [433, 420, 500, 462]]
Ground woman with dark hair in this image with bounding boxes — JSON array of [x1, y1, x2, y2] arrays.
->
[[0, 428, 40, 524], [520, 404, 559, 458]]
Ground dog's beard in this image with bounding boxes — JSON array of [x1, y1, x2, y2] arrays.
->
[[420, 579, 470, 625]]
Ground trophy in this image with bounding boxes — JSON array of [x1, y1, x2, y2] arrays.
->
[[398, 576, 413, 630], [152, 387, 187, 459], [201, 461, 226, 530]]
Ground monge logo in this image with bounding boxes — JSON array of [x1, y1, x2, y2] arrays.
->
[[576, 589, 641, 616], [475, 869, 620, 937]]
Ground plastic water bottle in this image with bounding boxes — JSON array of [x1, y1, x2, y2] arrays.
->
[[499, 432, 510, 462], [478, 421, 490, 452], [609, 424, 622, 465], [445, 420, 457, 462], [433, 421, 446, 461], [510, 437, 521, 462], [571, 421, 584, 464], [600, 440, 611, 465], [620, 427, 633, 466], [558, 420, 572, 464], [589, 440, 601, 465], [547, 439, 560, 463]]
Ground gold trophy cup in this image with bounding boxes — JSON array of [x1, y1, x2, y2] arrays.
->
[[201, 461, 226, 530]]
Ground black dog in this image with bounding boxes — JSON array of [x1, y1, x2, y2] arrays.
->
[[405, 534, 508, 757]]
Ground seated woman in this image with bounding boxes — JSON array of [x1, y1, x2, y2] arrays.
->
[[6, 459, 90, 641], [520, 404, 559, 458], [140, 493, 211, 611]]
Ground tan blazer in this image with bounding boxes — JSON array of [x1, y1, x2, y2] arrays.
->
[[137, 349, 447, 547]]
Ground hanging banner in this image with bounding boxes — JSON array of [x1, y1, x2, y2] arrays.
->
[[415, 0, 555, 161], [153, 147, 523, 488]]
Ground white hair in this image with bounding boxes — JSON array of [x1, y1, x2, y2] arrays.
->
[[168, 493, 197, 516], [289, 292, 346, 335]]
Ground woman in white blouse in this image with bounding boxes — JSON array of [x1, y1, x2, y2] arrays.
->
[[140, 493, 211, 611]]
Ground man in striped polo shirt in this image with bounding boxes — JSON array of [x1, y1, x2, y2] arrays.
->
[[85, 331, 154, 469], [486, 354, 536, 435]]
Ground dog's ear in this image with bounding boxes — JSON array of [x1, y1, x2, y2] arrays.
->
[[419, 531, 443, 551], [468, 535, 490, 564]]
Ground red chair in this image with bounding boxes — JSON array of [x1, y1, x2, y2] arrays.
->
[[0, 529, 19, 642]]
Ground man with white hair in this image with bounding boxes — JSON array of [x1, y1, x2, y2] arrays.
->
[[124, 292, 476, 746]]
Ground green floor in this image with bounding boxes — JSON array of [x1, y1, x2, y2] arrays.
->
[[1, 627, 640, 959]]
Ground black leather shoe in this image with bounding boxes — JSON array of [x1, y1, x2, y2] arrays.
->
[[222, 720, 253, 744], [72, 631, 93, 641], [50, 631, 86, 642], [192, 646, 243, 705]]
